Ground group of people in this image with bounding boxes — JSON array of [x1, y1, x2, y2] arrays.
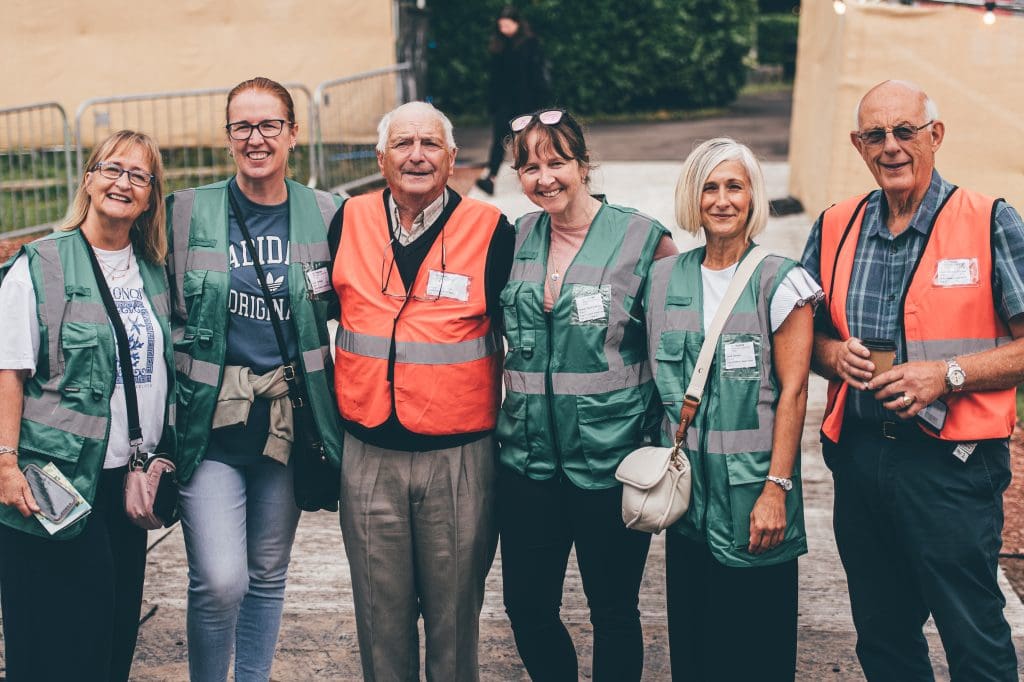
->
[[0, 71, 1021, 682]]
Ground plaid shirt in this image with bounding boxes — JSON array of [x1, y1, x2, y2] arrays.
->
[[801, 170, 1024, 421]]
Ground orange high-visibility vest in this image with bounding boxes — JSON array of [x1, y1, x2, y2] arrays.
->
[[332, 191, 502, 435], [818, 187, 1015, 443]]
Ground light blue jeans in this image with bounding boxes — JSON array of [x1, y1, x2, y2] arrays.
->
[[179, 458, 302, 682]]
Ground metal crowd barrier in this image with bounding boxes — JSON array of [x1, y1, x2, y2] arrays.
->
[[75, 83, 316, 193], [0, 102, 74, 238], [312, 63, 415, 192]]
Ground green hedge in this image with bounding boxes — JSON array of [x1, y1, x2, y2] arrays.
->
[[757, 13, 799, 79], [426, 0, 757, 117]]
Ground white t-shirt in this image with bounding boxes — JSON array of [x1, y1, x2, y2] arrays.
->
[[700, 262, 822, 334], [0, 245, 168, 468]]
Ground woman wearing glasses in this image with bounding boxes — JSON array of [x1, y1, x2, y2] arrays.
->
[[645, 138, 818, 681], [0, 130, 174, 682], [496, 109, 677, 681], [166, 76, 342, 681]]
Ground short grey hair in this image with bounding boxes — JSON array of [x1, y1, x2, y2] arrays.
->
[[852, 80, 940, 129], [675, 137, 768, 240], [376, 101, 457, 153]]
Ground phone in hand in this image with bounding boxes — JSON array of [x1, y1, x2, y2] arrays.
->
[[22, 463, 77, 523]]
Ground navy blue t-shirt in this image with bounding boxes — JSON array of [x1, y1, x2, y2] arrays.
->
[[207, 179, 298, 464]]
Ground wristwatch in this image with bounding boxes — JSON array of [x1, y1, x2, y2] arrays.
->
[[766, 475, 793, 492], [945, 358, 966, 393]]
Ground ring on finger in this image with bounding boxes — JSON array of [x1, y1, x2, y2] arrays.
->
[[901, 394, 913, 408]]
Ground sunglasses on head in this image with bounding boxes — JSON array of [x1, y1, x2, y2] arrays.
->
[[510, 109, 566, 133]]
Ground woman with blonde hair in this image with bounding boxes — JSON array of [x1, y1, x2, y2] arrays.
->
[[0, 129, 174, 681], [644, 137, 820, 681]]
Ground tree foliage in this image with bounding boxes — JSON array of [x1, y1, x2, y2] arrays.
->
[[426, 0, 757, 117]]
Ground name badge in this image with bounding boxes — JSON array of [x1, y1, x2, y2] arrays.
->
[[724, 341, 757, 370], [304, 266, 332, 295], [574, 293, 606, 322], [426, 270, 470, 302], [934, 258, 978, 287]]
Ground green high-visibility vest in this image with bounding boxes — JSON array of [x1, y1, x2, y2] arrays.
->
[[497, 202, 668, 489], [645, 246, 807, 568], [166, 178, 343, 483], [0, 230, 176, 539]]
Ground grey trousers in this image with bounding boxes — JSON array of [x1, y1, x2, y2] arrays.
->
[[339, 432, 498, 682]]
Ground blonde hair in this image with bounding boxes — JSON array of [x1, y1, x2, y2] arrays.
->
[[60, 130, 167, 265], [674, 137, 767, 241]]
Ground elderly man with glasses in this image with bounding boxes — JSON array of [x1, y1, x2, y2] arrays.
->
[[327, 100, 514, 682], [801, 79, 1024, 680]]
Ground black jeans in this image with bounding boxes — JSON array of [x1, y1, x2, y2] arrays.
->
[[825, 424, 1017, 681], [486, 112, 513, 178], [497, 466, 652, 682], [665, 532, 798, 682], [0, 467, 147, 682]]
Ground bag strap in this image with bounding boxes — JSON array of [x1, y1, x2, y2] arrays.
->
[[226, 187, 307, 408], [673, 245, 772, 446], [79, 229, 144, 451]]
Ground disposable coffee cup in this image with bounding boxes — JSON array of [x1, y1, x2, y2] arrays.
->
[[862, 338, 896, 378]]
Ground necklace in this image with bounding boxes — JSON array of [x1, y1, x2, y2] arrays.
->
[[97, 246, 133, 281]]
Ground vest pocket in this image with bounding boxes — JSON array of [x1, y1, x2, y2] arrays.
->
[[725, 451, 803, 548], [497, 390, 530, 465], [19, 418, 87, 465], [499, 281, 525, 353], [576, 391, 645, 468], [59, 325, 101, 396]]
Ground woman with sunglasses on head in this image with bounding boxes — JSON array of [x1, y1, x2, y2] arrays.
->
[[644, 138, 818, 681], [0, 130, 174, 682], [165, 76, 342, 681], [497, 109, 677, 681]]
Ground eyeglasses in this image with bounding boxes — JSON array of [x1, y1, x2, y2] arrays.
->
[[225, 119, 290, 141], [92, 162, 154, 187], [380, 232, 447, 303], [510, 109, 565, 133], [854, 120, 934, 146]]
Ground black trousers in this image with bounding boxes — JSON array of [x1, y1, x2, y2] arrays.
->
[[486, 112, 513, 178], [497, 467, 652, 682], [825, 423, 1017, 681], [666, 532, 798, 682], [0, 466, 147, 682]]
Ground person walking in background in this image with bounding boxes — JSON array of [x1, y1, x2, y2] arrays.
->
[[496, 109, 676, 681], [331, 101, 514, 681], [166, 76, 342, 681], [0, 130, 175, 682], [476, 5, 549, 196], [802, 79, 1024, 680], [646, 138, 818, 681]]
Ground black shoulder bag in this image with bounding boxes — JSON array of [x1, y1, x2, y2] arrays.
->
[[227, 191, 340, 512], [80, 230, 179, 529]]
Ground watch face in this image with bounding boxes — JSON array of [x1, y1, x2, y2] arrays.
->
[[950, 368, 966, 387]]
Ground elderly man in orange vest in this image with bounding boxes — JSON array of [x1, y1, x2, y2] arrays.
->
[[328, 101, 513, 681], [801, 80, 1024, 680]]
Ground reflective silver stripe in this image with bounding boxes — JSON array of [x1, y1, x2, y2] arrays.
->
[[564, 263, 605, 286], [515, 212, 542, 253], [907, 336, 1008, 361], [174, 351, 220, 387], [150, 290, 170, 318], [188, 250, 227, 273], [510, 261, 545, 283], [171, 189, 196, 319], [166, 402, 176, 427], [662, 309, 700, 331], [23, 394, 108, 441], [722, 311, 761, 335], [313, 189, 338, 230], [34, 239, 65, 381], [336, 328, 391, 359], [396, 334, 497, 365], [302, 345, 330, 373], [65, 301, 108, 325], [291, 241, 330, 265], [505, 363, 649, 396]]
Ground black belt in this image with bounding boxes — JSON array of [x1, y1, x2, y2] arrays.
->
[[846, 418, 934, 442]]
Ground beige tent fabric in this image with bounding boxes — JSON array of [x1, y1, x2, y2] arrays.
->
[[789, 2, 1024, 218], [0, 0, 394, 127]]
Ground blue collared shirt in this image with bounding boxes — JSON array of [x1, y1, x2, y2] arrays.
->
[[801, 170, 1024, 421]]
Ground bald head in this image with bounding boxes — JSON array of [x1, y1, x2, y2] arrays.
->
[[854, 80, 938, 130], [376, 101, 456, 154]]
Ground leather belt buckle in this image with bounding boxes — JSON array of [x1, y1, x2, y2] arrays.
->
[[881, 421, 899, 440]]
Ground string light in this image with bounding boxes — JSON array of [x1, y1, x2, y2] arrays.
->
[[834, 0, 847, 14]]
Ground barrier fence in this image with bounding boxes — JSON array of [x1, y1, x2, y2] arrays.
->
[[0, 103, 75, 238], [0, 63, 414, 238]]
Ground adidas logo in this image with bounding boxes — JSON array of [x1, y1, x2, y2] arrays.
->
[[265, 272, 285, 293]]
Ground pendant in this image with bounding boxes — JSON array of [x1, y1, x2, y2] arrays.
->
[[550, 272, 560, 281]]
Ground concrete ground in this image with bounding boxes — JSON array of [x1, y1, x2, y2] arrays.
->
[[4, 89, 1024, 680]]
